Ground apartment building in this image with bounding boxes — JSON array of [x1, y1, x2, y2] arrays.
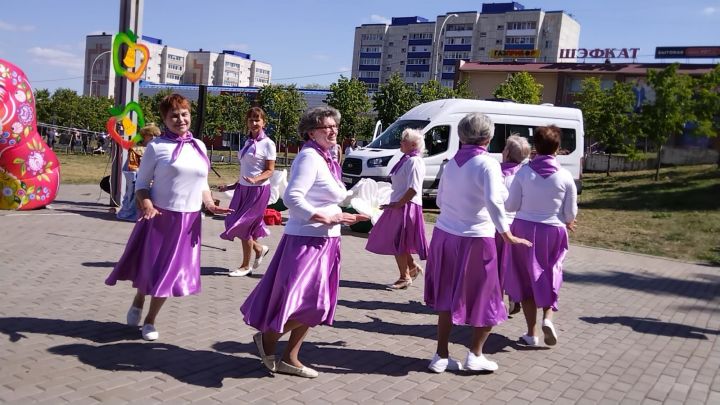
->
[[84, 34, 271, 98], [351, 2, 580, 90]]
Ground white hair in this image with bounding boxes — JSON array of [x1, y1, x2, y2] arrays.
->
[[401, 128, 425, 153]]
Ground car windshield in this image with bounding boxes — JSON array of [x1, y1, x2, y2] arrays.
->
[[366, 119, 430, 149]]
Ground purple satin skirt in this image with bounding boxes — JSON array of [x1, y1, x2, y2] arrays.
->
[[424, 228, 507, 327], [365, 202, 428, 259], [241, 234, 341, 333], [106, 208, 202, 297], [220, 183, 271, 241], [502, 218, 568, 311]]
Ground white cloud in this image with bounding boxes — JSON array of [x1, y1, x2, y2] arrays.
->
[[370, 14, 391, 24], [27, 47, 84, 74], [337, 66, 351, 73], [702, 6, 717, 15], [0, 20, 35, 32], [224, 43, 250, 52]]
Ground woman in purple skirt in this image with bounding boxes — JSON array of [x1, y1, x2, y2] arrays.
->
[[241, 106, 369, 378], [498, 135, 531, 315], [424, 112, 531, 373], [106, 94, 232, 341], [219, 107, 276, 277], [503, 125, 578, 347], [366, 128, 428, 290]]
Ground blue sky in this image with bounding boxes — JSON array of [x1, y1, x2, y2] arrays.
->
[[1, 0, 718, 93]]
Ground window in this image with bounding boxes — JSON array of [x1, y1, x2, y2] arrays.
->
[[361, 34, 384, 41], [400, 61, 405, 65], [388, 42, 394, 46], [446, 37, 472, 45], [385, 66, 391, 71], [446, 24, 473, 31], [442, 51, 469, 59], [388, 54, 393, 59], [424, 126, 451, 156], [401, 48, 406, 53], [407, 58, 430, 65], [545, 40, 551, 49], [360, 57, 381, 65], [410, 32, 433, 40], [442, 65, 455, 73], [402, 35, 407, 40], [367, 119, 431, 149], [497, 25, 504, 30], [362, 46, 381, 53], [479, 32, 487, 38], [506, 36, 535, 45], [507, 21, 537, 30], [489, 124, 577, 154], [359, 71, 380, 78], [496, 40, 502, 45]]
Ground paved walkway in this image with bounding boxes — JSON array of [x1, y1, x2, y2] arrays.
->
[[0, 184, 718, 404]]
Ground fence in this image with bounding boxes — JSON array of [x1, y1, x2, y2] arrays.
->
[[584, 146, 719, 172]]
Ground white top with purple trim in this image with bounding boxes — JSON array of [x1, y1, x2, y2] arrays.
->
[[505, 165, 578, 226], [136, 137, 210, 212], [390, 155, 425, 206], [239, 137, 276, 186], [283, 147, 348, 237], [435, 154, 510, 237], [502, 168, 521, 221]]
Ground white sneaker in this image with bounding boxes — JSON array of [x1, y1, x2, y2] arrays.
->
[[464, 351, 498, 371], [142, 324, 159, 341], [519, 334, 540, 346], [428, 353, 463, 373], [542, 319, 558, 346], [126, 306, 142, 327], [229, 267, 252, 277], [252, 245, 270, 269]]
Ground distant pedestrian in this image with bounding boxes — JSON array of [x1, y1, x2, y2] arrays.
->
[[502, 125, 578, 348], [365, 128, 428, 290], [343, 136, 357, 156], [81, 131, 89, 154], [47, 128, 57, 149], [105, 94, 232, 341], [116, 124, 161, 222], [219, 107, 277, 277]]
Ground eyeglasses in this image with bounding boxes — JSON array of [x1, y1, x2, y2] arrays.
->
[[314, 125, 338, 131]]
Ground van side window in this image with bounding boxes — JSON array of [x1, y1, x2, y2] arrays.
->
[[489, 124, 576, 155], [424, 126, 451, 156]]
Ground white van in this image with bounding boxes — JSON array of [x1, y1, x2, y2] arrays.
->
[[341, 99, 584, 197]]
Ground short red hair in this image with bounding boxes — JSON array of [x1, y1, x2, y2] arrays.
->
[[159, 93, 191, 118]]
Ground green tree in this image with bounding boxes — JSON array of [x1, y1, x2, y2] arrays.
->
[[48, 88, 82, 127], [454, 79, 473, 99], [640, 64, 695, 180], [373, 73, 418, 127], [139, 90, 172, 127], [34, 89, 52, 124], [204, 93, 249, 138], [576, 78, 640, 175], [493, 71, 543, 104], [418, 79, 455, 103], [257, 84, 306, 161], [326, 76, 372, 141], [691, 64, 720, 139]]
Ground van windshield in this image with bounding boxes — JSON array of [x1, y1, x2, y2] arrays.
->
[[367, 120, 430, 149]]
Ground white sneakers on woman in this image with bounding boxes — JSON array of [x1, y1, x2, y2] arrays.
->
[[253, 245, 270, 269], [428, 352, 498, 373], [141, 324, 158, 341]]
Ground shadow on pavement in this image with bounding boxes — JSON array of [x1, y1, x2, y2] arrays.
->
[[339, 280, 390, 291], [565, 270, 720, 300], [82, 261, 116, 268], [0, 317, 139, 343], [200, 266, 230, 276], [48, 342, 266, 387], [337, 299, 434, 315], [213, 339, 426, 376], [580, 316, 720, 340]]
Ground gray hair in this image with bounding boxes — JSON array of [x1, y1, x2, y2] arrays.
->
[[503, 134, 531, 163], [401, 128, 425, 154], [458, 112, 494, 145], [298, 106, 341, 141]]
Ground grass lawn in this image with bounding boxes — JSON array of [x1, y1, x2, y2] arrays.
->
[[57, 153, 719, 265], [425, 164, 719, 265]]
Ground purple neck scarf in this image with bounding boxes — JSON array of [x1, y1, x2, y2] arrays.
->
[[528, 154, 561, 178], [389, 151, 420, 175], [161, 131, 210, 167], [240, 130, 266, 159], [454, 144, 487, 167], [500, 162, 523, 177], [304, 140, 343, 185]]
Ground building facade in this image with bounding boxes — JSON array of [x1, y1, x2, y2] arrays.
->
[[351, 2, 580, 90], [83, 34, 271, 98]]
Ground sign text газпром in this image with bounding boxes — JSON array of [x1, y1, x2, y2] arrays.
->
[[559, 48, 640, 59]]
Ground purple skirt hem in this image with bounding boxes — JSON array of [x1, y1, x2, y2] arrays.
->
[[220, 184, 271, 241], [365, 202, 428, 259]]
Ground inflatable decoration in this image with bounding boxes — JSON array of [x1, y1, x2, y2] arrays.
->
[[347, 178, 392, 225], [0, 59, 60, 210], [106, 29, 149, 150]]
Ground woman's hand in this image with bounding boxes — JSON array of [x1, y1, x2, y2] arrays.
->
[[242, 176, 257, 185], [205, 201, 234, 215], [138, 198, 160, 220], [566, 219, 577, 232], [218, 184, 228, 192], [500, 231, 533, 247], [381, 202, 399, 210]]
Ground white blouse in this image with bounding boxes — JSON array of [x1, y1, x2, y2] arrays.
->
[[505, 165, 578, 227], [390, 155, 425, 206], [238, 137, 276, 186], [283, 148, 348, 237]]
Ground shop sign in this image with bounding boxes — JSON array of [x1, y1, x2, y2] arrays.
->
[[490, 49, 541, 58], [559, 48, 640, 59], [655, 46, 720, 58]]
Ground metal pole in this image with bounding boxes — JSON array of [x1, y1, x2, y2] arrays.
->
[[89, 50, 111, 97], [111, 0, 144, 207], [435, 14, 458, 82]]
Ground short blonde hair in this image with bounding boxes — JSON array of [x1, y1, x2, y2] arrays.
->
[[401, 128, 424, 153], [139, 124, 161, 138], [503, 134, 531, 163]]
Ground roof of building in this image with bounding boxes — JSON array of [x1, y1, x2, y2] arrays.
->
[[458, 61, 718, 75]]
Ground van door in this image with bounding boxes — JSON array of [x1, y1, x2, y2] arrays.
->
[[422, 124, 453, 195]]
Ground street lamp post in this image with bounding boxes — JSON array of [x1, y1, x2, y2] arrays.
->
[[89, 50, 111, 97], [435, 13, 458, 82]]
